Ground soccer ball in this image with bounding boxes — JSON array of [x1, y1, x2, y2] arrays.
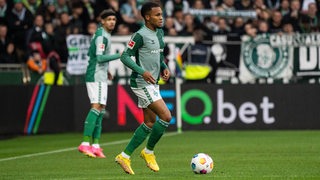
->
[[190, 153, 214, 174]]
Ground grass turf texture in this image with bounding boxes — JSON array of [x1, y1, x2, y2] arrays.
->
[[0, 131, 319, 179]]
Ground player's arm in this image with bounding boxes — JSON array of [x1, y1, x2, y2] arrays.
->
[[95, 36, 121, 63], [159, 30, 170, 80], [120, 33, 145, 75], [160, 50, 170, 81], [97, 53, 121, 63]]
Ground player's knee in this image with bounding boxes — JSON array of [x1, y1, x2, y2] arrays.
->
[[162, 113, 172, 122], [145, 121, 155, 128]]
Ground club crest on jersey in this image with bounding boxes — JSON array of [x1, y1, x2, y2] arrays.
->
[[98, 43, 105, 51], [128, 40, 136, 49]]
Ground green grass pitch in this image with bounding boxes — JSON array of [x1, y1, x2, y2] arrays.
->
[[0, 130, 319, 179]]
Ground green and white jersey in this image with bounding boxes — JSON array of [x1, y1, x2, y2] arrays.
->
[[120, 25, 168, 88], [86, 26, 120, 82]]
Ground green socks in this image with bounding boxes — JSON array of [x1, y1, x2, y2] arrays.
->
[[124, 123, 152, 156], [83, 108, 100, 142], [147, 119, 170, 150], [93, 109, 106, 144]]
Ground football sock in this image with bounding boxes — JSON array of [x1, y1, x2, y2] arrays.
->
[[92, 144, 100, 148], [93, 109, 105, 144], [144, 147, 154, 154], [121, 152, 130, 159], [81, 142, 90, 146], [83, 108, 100, 142], [124, 123, 152, 156], [146, 119, 169, 151]]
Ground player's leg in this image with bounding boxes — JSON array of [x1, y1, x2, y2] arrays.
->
[[92, 83, 108, 158], [124, 108, 155, 156], [115, 108, 154, 175], [78, 103, 100, 157], [78, 82, 101, 157], [146, 99, 171, 150], [140, 99, 171, 172]]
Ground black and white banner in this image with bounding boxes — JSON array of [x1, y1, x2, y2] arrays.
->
[[66, 34, 91, 75]]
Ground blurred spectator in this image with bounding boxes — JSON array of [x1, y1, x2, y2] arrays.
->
[[257, 9, 272, 21], [46, 50, 61, 85], [39, 1, 59, 26], [180, 13, 196, 36], [265, 0, 281, 10], [163, 16, 178, 36], [27, 14, 53, 56], [69, 1, 90, 34], [182, 28, 217, 83], [244, 23, 257, 37], [204, 0, 219, 9], [268, 10, 283, 33], [0, 0, 11, 26], [44, 22, 55, 46], [86, 20, 97, 36], [55, 0, 70, 15], [253, 0, 267, 11], [27, 49, 47, 75], [120, 0, 142, 33], [173, 9, 184, 33], [278, 0, 290, 16], [257, 20, 270, 34], [282, 23, 295, 34], [0, 23, 16, 63], [231, 17, 245, 36], [316, 0, 320, 16], [191, 0, 206, 22], [114, 23, 131, 35], [164, 0, 189, 17], [299, 2, 320, 32], [215, 18, 231, 34], [22, 0, 42, 16], [220, 0, 236, 11], [7, 0, 34, 63], [235, 0, 253, 10], [282, 0, 303, 32], [54, 12, 71, 63], [82, 0, 95, 21], [301, 0, 316, 14], [203, 16, 219, 33]]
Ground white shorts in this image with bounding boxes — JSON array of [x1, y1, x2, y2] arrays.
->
[[86, 82, 108, 105], [131, 84, 162, 108]]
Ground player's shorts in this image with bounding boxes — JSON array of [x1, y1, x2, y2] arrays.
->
[[131, 84, 162, 108], [86, 82, 108, 105]]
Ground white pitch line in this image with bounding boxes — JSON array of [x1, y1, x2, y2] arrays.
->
[[0, 132, 181, 162]]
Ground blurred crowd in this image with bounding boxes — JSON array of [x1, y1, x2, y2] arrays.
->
[[0, 0, 320, 64]]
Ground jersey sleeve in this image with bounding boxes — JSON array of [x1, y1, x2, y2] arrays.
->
[[120, 33, 145, 75], [95, 36, 105, 55], [94, 36, 120, 63], [159, 29, 168, 71]]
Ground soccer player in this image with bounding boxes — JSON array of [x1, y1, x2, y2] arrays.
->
[[115, 2, 171, 175], [78, 9, 120, 158]]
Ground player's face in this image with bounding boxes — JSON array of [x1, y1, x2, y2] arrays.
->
[[147, 7, 163, 29], [101, 16, 117, 32]]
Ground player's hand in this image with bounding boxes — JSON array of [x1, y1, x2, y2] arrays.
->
[[161, 69, 170, 81], [142, 71, 156, 84]]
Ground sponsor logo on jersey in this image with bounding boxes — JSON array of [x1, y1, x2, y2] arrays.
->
[[128, 40, 135, 49], [98, 43, 105, 51], [242, 34, 289, 77], [151, 49, 164, 54]]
